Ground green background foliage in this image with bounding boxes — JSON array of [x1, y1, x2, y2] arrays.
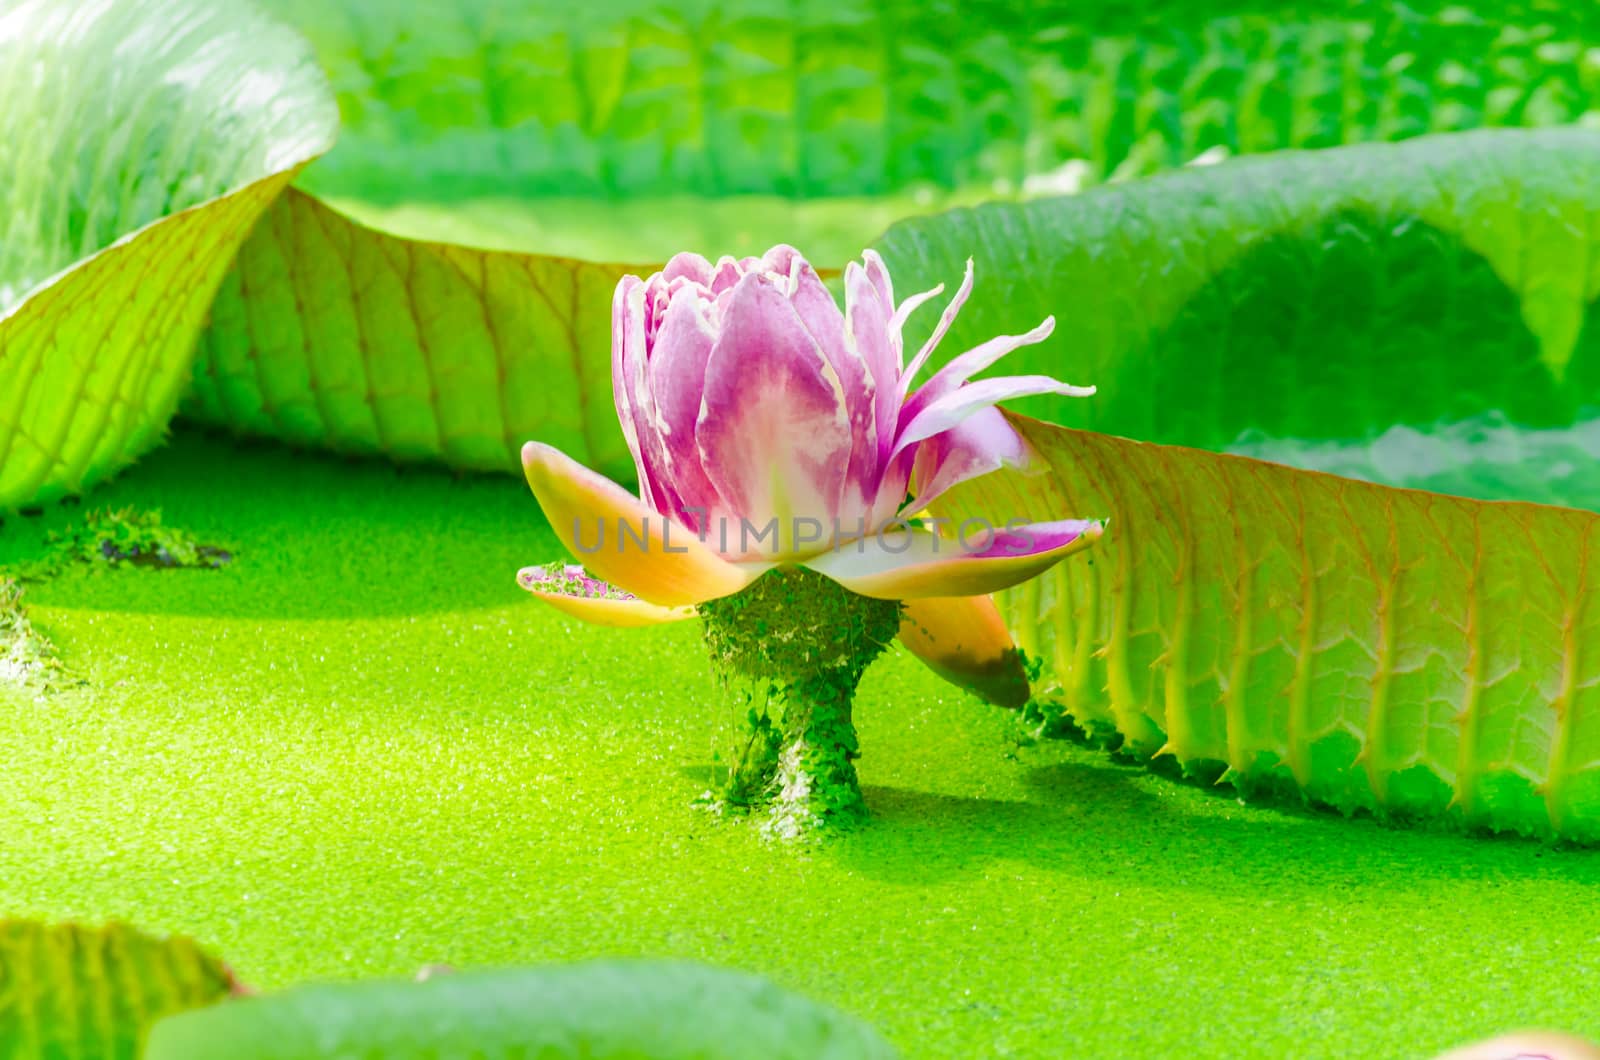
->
[[876, 128, 1600, 508], [13, 0, 1600, 488], [253, 0, 1600, 259]]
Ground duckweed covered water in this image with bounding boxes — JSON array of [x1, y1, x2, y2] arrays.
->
[[1, 431, 1597, 1057]]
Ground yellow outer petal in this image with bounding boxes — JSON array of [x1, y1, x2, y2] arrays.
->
[[899, 595, 1030, 707], [1432, 1031, 1600, 1060], [521, 441, 763, 607], [522, 585, 695, 628]]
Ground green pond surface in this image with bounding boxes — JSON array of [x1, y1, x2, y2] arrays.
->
[[2, 430, 1597, 1058]]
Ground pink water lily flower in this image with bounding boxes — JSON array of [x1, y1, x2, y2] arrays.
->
[[520, 245, 1101, 705]]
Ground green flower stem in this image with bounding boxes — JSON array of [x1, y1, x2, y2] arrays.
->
[[698, 567, 900, 836], [769, 668, 867, 838], [720, 704, 782, 811]]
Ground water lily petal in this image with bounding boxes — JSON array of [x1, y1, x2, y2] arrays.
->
[[613, 276, 688, 517], [708, 256, 743, 293], [788, 256, 849, 357], [893, 375, 1096, 458], [517, 565, 695, 627], [901, 315, 1058, 422], [851, 253, 904, 482], [887, 282, 944, 343], [838, 260, 895, 507], [900, 257, 974, 389], [647, 292, 725, 530], [790, 257, 874, 516], [804, 519, 1102, 600], [899, 595, 1031, 707], [662, 251, 714, 286], [610, 276, 660, 510], [521, 441, 762, 606], [696, 272, 852, 556], [860, 249, 896, 320], [524, 588, 695, 627], [910, 406, 1029, 510], [761, 243, 802, 279], [865, 445, 917, 528]]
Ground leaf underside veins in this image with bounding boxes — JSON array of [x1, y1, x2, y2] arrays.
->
[[0, 0, 336, 511], [871, 128, 1600, 842], [937, 416, 1600, 842]]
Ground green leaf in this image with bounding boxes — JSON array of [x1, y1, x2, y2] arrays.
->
[[181, 189, 632, 476], [188, 4, 1600, 479], [937, 415, 1600, 842], [245, 0, 1060, 263], [877, 127, 1600, 510], [146, 961, 899, 1059], [881, 128, 1600, 840], [0, 0, 336, 512], [183, 0, 1084, 477], [17, 2, 1600, 497], [253, 0, 1600, 262], [0, 920, 236, 1060]]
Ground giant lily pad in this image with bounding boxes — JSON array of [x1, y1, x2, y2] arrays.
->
[[0, 0, 336, 510]]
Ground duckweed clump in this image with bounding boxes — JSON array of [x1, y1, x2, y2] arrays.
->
[[0, 578, 69, 692], [698, 567, 901, 837]]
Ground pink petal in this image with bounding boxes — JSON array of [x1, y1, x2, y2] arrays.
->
[[787, 254, 850, 361], [910, 406, 1028, 510], [893, 375, 1095, 458], [643, 273, 674, 345], [695, 272, 853, 556], [709, 257, 743, 293], [861, 249, 896, 318], [844, 261, 900, 484], [887, 283, 945, 343], [521, 441, 765, 606], [610, 276, 660, 510], [793, 256, 878, 522], [865, 446, 917, 528], [900, 257, 974, 390], [901, 315, 1058, 422], [647, 293, 726, 531], [852, 253, 900, 403], [662, 252, 714, 286], [761, 243, 802, 277], [899, 594, 1031, 707], [803, 519, 1102, 600], [611, 277, 685, 516]]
